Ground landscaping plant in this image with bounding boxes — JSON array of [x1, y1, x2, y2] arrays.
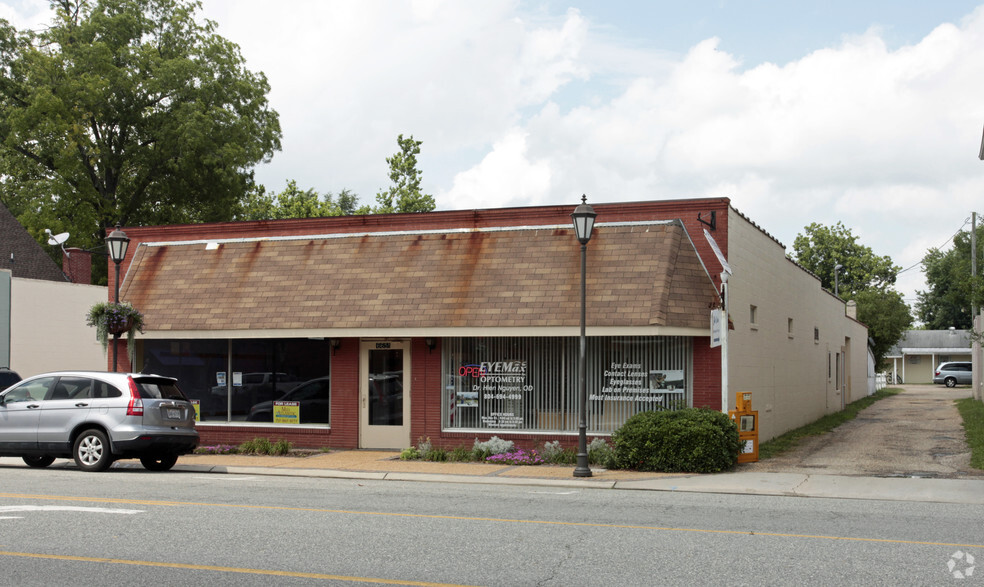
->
[[611, 408, 741, 473]]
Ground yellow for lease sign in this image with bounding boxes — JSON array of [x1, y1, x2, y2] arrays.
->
[[273, 401, 300, 424]]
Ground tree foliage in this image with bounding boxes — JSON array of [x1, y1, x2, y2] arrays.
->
[[791, 222, 899, 294], [791, 222, 912, 370], [0, 0, 281, 255], [371, 134, 436, 214], [853, 289, 912, 371], [234, 181, 358, 221], [233, 134, 437, 221], [916, 221, 984, 330]]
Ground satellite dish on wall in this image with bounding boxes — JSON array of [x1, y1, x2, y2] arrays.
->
[[703, 228, 732, 277], [45, 229, 70, 246], [44, 228, 71, 257]]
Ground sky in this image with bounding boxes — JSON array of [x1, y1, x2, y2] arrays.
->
[[4, 0, 984, 314]]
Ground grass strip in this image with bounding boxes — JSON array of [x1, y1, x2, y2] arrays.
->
[[758, 387, 902, 460], [956, 397, 984, 470]]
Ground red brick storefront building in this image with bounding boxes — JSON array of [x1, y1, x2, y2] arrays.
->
[[108, 197, 866, 449]]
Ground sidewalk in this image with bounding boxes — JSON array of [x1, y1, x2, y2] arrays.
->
[[4, 450, 984, 504]]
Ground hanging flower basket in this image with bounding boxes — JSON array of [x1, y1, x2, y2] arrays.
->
[[86, 302, 145, 363], [106, 317, 134, 336]]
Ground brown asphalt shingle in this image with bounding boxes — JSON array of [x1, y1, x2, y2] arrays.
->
[[0, 201, 67, 282], [121, 223, 719, 332]]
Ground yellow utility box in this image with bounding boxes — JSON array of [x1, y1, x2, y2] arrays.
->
[[729, 392, 759, 463]]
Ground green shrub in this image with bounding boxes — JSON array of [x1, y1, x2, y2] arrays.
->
[[238, 437, 273, 455], [423, 447, 449, 462], [448, 446, 473, 462], [271, 439, 293, 455], [472, 436, 514, 460], [611, 409, 741, 473], [400, 446, 421, 460], [587, 437, 615, 467], [237, 437, 293, 455], [539, 440, 575, 464]]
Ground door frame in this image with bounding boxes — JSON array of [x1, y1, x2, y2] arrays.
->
[[358, 339, 411, 449]]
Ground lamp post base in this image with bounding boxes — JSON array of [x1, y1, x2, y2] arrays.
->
[[574, 427, 592, 477]]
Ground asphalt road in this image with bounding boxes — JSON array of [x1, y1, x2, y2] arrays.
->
[[1, 465, 982, 585]]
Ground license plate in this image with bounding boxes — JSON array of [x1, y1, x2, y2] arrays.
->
[[166, 408, 182, 419]]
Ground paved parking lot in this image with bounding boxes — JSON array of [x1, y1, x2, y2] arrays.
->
[[742, 384, 983, 479]]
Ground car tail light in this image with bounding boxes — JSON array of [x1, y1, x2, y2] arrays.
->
[[126, 377, 144, 416]]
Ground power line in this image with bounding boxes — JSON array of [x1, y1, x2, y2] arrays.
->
[[897, 215, 976, 274]]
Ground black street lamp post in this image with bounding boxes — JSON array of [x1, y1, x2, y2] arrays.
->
[[571, 195, 596, 478], [106, 224, 130, 372]]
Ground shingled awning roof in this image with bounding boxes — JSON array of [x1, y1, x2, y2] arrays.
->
[[121, 221, 720, 336]]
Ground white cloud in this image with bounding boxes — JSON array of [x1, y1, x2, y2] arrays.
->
[[438, 6, 984, 309], [10, 1, 984, 310], [0, 0, 52, 30], [444, 129, 551, 209]]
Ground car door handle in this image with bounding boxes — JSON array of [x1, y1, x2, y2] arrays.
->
[[75, 402, 89, 407], [27, 404, 41, 409]]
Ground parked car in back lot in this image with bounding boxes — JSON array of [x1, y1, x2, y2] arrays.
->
[[932, 362, 973, 387], [0, 371, 198, 471]]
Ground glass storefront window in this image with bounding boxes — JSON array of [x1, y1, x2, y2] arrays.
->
[[442, 336, 691, 434], [141, 338, 332, 425]]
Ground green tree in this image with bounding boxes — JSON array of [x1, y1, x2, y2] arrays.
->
[[791, 222, 899, 294], [791, 222, 912, 370], [916, 222, 984, 330], [234, 181, 359, 221], [372, 134, 436, 214], [0, 0, 281, 257], [853, 289, 912, 371]]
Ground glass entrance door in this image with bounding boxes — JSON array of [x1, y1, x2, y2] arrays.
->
[[360, 340, 410, 449]]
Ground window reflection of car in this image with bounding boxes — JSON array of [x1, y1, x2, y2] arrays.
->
[[246, 377, 331, 423], [369, 373, 403, 425], [208, 372, 300, 415]]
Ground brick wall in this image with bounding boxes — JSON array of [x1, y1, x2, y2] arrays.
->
[[62, 249, 92, 285], [411, 337, 442, 448], [692, 337, 722, 410], [329, 339, 359, 448], [120, 199, 735, 449], [198, 425, 332, 449]]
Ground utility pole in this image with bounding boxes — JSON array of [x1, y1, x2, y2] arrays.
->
[[972, 211, 977, 318]]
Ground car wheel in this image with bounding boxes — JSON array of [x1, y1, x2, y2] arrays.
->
[[22, 455, 55, 468], [73, 429, 113, 472], [140, 453, 179, 472], [945, 377, 957, 388]]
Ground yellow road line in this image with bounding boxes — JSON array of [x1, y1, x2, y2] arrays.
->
[[0, 551, 474, 586], [1, 492, 981, 549]]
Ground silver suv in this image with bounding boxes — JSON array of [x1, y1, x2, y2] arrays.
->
[[0, 371, 198, 472], [932, 362, 973, 388]]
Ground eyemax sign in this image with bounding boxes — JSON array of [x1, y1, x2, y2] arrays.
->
[[458, 361, 528, 378]]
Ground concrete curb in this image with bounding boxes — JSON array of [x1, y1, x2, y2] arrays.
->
[[612, 472, 984, 505], [5, 457, 984, 504], [165, 463, 984, 504], [172, 463, 619, 488]]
